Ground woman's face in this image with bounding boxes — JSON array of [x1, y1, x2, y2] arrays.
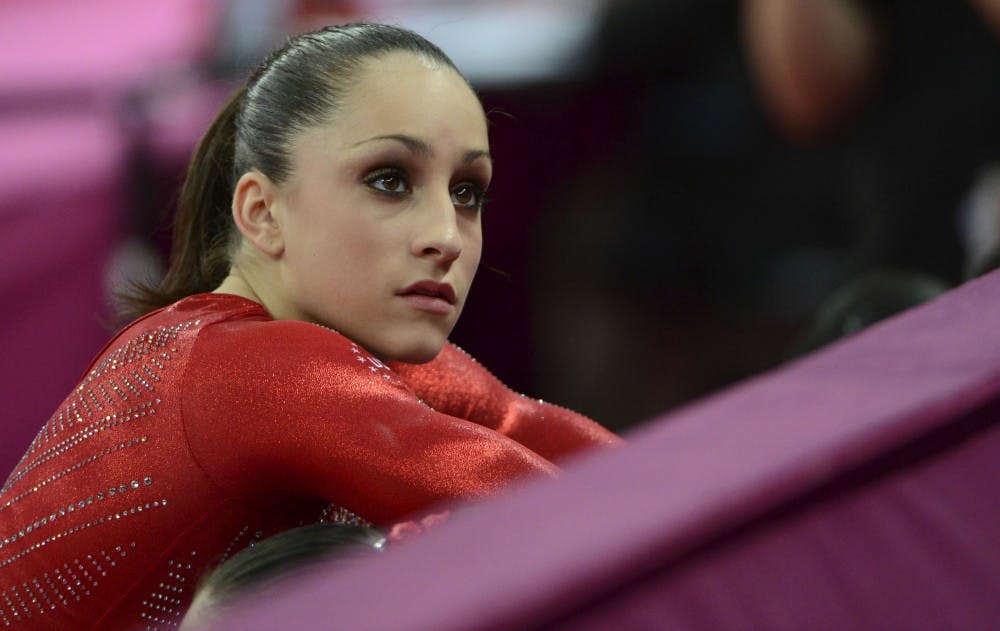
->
[[271, 52, 491, 362]]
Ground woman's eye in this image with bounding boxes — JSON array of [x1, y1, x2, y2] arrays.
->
[[451, 183, 485, 209], [365, 171, 410, 195]]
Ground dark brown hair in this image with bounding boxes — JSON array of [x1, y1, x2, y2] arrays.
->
[[182, 523, 386, 627], [198, 523, 385, 604], [124, 23, 463, 316]]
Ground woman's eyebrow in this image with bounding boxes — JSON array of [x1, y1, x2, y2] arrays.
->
[[463, 148, 492, 165], [352, 133, 491, 165]]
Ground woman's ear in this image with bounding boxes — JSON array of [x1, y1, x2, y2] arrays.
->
[[232, 170, 285, 257]]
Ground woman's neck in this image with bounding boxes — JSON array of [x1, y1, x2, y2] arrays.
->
[[213, 270, 263, 306]]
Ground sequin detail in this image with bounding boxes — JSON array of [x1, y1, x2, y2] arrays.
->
[[2, 327, 184, 500], [0, 476, 154, 553], [139, 550, 198, 630], [319, 503, 372, 528], [351, 343, 404, 386], [0, 320, 198, 626], [14, 321, 197, 464], [1, 402, 158, 496], [0, 500, 164, 570], [0, 544, 130, 626], [0, 437, 148, 513], [219, 525, 250, 563]]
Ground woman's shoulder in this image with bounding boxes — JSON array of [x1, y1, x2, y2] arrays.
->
[[108, 292, 270, 340], [179, 298, 408, 434], [160, 292, 271, 324], [130, 293, 346, 346], [98, 293, 366, 378], [182, 297, 386, 377], [200, 311, 358, 359], [102, 293, 402, 404]]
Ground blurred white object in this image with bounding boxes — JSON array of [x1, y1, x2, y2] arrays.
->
[[958, 163, 1000, 277], [216, 0, 293, 71], [360, 0, 601, 86]]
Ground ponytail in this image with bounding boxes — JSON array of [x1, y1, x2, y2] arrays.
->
[[120, 86, 245, 317]]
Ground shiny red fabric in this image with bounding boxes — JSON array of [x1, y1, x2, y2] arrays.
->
[[388, 344, 620, 463], [0, 293, 618, 630]]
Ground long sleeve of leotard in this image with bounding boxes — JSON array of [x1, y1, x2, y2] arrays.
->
[[182, 320, 557, 525], [388, 343, 621, 463]]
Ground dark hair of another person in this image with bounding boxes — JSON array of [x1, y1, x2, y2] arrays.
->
[[122, 23, 464, 317], [965, 245, 1000, 281], [196, 523, 386, 607], [788, 269, 949, 358]]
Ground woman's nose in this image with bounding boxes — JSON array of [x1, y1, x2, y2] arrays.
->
[[413, 193, 462, 264]]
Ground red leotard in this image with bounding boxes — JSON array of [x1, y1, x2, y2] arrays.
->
[[0, 293, 618, 629]]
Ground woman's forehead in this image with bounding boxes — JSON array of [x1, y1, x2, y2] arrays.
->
[[341, 54, 485, 131], [295, 56, 489, 159]]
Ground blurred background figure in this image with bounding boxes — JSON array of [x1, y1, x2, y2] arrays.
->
[[3, 0, 1000, 468], [742, 0, 1000, 280], [533, 0, 1000, 428]]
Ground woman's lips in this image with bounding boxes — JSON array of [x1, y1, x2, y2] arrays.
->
[[397, 281, 456, 315]]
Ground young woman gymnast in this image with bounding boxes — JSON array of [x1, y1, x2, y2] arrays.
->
[[0, 23, 618, 629]]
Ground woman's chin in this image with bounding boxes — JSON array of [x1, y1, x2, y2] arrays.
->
[[384, 344, 444, 364], [369, 335, 446, 365]]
